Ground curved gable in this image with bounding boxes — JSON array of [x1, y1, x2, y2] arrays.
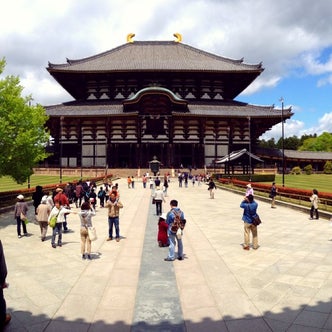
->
[[123, 87, 188, 114]]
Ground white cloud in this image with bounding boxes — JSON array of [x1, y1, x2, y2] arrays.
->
[[1, 0, 332, 139]]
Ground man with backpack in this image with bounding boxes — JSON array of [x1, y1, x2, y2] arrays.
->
[[164, 200, 186, 261]]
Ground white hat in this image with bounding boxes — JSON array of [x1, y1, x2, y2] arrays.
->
[[247, 183, 252, 188], [56, 187, 63, 192], [41, 195, 47, 203], [160, 213, 167, 220], [17, 194, 24, 200]]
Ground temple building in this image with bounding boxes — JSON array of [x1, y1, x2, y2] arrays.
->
[[44, 34, 293, 170]]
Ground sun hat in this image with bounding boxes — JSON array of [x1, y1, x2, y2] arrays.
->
[[247, 183, 252, 188], [17, 194, 24, 200], [160, 212, 167, 220], [41, 195, 47, 203], [56, 187, 63, 192]]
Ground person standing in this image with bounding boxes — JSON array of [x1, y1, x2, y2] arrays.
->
[[78, 202, 96, 260], [14, 194, 29, 238], [207, 178, 217, 199], [152, 186, 166, 216], [142, 174, 147, 188], [157, 213, 169, 247], [48, 201, 74, 248], [106, 192, 124, 242], [309, 189, 319, 220], [240, 194, 259, 250], [164, 200, 185, 261], [97, 186, 106, 207], [36, 196, 51, 241], [0, 240, 11, 329], [127, 176, 132, 189], [245, 183, 254, 197], [270, 182, 277, 208]]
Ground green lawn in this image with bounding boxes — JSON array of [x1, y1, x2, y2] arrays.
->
[[1, 173, 331, 194], [0, 175, 82, 192], [273, 174, 332, 193]]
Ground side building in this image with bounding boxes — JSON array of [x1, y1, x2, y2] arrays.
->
[[44, 34, 293, 170]]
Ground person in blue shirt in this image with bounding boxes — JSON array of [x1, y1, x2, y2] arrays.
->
[[240, 194, 259, 250], [164, 200, 185, 261]]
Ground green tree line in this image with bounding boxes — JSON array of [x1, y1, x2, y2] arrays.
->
[[259, 132, 332, 152]]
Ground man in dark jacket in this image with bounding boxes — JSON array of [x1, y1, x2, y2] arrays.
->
[[0, 240, 11, 328]]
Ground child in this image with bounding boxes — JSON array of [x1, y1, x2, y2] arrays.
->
[[157, 213, 169, 247]]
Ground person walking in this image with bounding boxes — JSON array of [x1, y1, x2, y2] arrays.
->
[[163, 175, 169, 197], [54, 188, 70, 232], [36, 195, 51, 241], [152, 186, 166, 216], [75, 180, 84, 208], [164, 200, 185, 261], [309, 189, 319, 220], [106, 192, 124, 242], [240, 194, 259, 250], [0, 240, 11, 329], [78, 202, 96, 260], [32, 185, 44, 214], [14, 194, 29, 238], [207, 178, 217, 199], [270, 182, 277, 208], [48, 200, 75, 248]]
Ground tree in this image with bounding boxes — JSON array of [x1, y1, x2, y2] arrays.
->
[[0, 58, 50, 184], [259, 138, 276, 148], [276, 135, 300, 150], [299, 132, 332, 151]]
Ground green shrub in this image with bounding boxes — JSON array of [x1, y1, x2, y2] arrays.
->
[[303, 164, 313, 175], [291, 166, 302, 175], [324, 161, 332, 174]]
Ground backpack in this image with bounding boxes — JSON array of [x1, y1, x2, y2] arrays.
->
[[170, 210, 186, 233]]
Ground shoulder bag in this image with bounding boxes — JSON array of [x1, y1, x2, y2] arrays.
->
[[88, 226, 97, 241]]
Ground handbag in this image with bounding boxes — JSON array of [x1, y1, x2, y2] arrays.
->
[[152, 198, 156, 204], [88, 226, 97, 241], [252, 215, 262, 226], [49, 214, 57, 228], [20, 212, 27, 221], [49, 210, 60, 228]]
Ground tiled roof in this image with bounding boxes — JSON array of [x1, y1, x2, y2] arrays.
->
[[45, 100, 286, 118], [255, 147, 332, 161], [284, 149, 332, 160], [47, 41, 263, 73]]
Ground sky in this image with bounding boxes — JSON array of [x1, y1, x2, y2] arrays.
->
[[1, 0, 332, 141]]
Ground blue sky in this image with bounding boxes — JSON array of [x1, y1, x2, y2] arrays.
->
[[1, 0, 332, 141]]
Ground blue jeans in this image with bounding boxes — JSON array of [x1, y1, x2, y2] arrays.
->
[[108, 217, 120, 239], [52, 222, 63, 245], [167, 232, 183, 260]]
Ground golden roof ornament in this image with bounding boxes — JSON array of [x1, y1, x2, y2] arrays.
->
[[127, 33, 135, 43], [173, 33, 182, 43]]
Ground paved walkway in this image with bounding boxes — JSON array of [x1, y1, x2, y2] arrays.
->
[[1, 178, 332, 331]]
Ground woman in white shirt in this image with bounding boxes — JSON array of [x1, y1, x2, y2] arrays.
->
[[48, 200, 75, 248]]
